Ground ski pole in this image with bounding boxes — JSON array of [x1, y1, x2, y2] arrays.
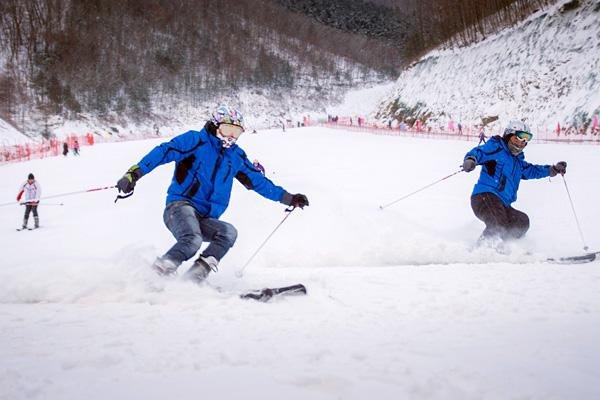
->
[[379, 168, 463, 210], [42, 185, 117, 201], [19, 202, 64, 206], [561, 175, 589, 251], [0, 185, 117, 207], [235, 206, 296, 278]]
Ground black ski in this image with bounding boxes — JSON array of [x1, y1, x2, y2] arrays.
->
[[240, 284, 307, 302], [16, 228, 33, 231], [546, 251, 598, 264]]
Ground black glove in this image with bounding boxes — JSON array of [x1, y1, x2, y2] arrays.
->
[[549, 161, 567, 177], [117, 165, 143, 193], [462, 156, 476, 172], [281, 192, 309, 209]]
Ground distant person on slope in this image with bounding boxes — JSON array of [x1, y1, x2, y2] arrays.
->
[[17, 173, 42, 229], [116, 105, 309, 283], [478, 128, 487, 145], [462, 120, 566, 245], [252, 159, 266, 175]]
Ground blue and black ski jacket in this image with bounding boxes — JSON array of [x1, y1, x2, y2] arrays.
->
[[136, 127, 286, 218], [464, 136, 550, 206]]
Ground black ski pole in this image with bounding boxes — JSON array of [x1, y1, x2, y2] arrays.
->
[[379, 169, 463, 210], [561, 175, 589, 251], [235, 206, 296, 278]]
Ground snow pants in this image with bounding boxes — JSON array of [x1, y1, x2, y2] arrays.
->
[[471, 192, 529, 241], [23, 204, 39, 228], [162, 201, 237, 265]]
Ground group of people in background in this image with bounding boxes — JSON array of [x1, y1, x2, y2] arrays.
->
[[62, 139, 80, 156], [328, 115, 600, 138]]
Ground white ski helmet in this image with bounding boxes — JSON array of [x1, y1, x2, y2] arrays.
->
[[503, 120, 530, 139]]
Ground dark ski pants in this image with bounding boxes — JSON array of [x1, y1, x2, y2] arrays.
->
[[162, 201, 237, 265], [471, 192, 529, 241], [23, 204, 39, 227]]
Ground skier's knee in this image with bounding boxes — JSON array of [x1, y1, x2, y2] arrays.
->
[[219, 223, 238, 247], [178, 233, 203, 257]]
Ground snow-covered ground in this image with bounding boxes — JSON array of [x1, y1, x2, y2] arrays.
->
[[1, 127, 599, 399], [378, 0, 600, 131]]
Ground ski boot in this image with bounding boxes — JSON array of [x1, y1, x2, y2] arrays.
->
[[34, 216, 39, 229], [183, 255, 218, 284], [22, 217, 28, 230], [151, 256, 178, 276]]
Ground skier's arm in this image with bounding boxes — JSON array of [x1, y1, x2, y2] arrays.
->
[[235, 154, 286, 202], [116, 130, 206, 193], [33, 182, 41, 202], [137, 130, 206, 175], [235, 153, 309, 208], [16, 183, 25, 202], [520, 160, 551, 180], [464, 138, 502, 165]]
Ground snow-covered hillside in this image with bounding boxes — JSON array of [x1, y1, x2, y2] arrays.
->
[[1, 127, 599, 399], [377, 0, 600, 132]]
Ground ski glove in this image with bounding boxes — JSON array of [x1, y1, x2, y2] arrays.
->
[[281, 192, 309, 209], [117, 165, 143, 193], [462, 156, 477, 172], [549, 161, 567, 177]]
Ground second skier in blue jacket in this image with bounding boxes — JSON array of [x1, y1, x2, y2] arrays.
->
[[116, 105, 309, 282], [462, 120, 566, 243]]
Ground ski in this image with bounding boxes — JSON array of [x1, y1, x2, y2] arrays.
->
[[546, 251, 598, 264], [16, 228, 33, 231], [240, 283, 307, 302]]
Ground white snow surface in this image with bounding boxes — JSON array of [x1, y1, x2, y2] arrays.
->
[[378, 0, 600, 130], [1, 127, 600, 399]]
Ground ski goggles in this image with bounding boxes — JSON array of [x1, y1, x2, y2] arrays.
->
[[218, 123, 244, 138], [514, 130, 533, 142]]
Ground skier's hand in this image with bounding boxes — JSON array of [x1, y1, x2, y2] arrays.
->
[[117, 165, 143, 193], [462, 156, 476, 172], [290, 194, 309, 209], [281, 192, 309, 209], [549, 161, 567, 177]]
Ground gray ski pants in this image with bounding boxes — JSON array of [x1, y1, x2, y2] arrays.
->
[[162, 201, 237, 265]]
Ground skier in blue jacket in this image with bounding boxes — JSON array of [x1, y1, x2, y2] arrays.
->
[[462, 120, 566, 244], [116, 105, 309, 282]]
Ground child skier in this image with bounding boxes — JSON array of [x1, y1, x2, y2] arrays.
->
[[116, 105, 309, 283], [17, 173, 42, 229], [462, 120, 566, 244]]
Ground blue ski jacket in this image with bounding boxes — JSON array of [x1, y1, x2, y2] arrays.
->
[[464, 136, 550, 206], [136, 128, 287, 218]]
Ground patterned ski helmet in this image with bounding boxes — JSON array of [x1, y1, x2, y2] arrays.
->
[[503, 120, 530, 139], [212, 105, 245, 130]]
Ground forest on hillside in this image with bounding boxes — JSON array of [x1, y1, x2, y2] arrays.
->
[[0, 0, 401, 127], [0, 0, 552, 130]]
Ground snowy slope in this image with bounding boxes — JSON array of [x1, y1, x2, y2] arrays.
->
[[1, 127, 599, 399], [377, 0, 600, 131], [0, 118, 30, 144]]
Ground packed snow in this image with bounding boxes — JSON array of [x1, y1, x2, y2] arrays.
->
[[1, 126, 599, 399]]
